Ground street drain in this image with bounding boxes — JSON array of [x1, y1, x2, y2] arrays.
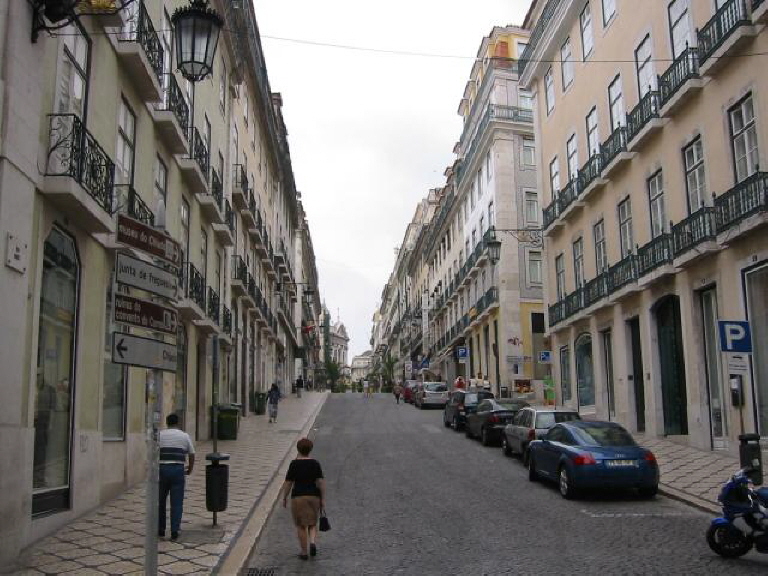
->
[[244, 568, 278, 576]]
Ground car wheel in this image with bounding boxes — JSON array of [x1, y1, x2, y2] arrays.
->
[[528, 455, 538, 482], [522, 446, 531, 468], [452, 416, 461, 432], [465, 424, 473, 439], [559, 466, 578, 499], [502, 436, 512, 457], [444, 414, 451, 428], [638, 486, 658, 499], [481, 427, 491, 446]]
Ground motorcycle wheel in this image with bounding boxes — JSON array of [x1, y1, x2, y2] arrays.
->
[[706, 524, 752, 558]]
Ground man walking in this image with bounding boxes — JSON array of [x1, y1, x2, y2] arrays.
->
[[158, 414, 195, 541], [296, 376, 304, 398], [362, 379, 370, 398]]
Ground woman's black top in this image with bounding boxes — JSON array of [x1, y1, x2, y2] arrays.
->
[[286, 458, 324, 498]]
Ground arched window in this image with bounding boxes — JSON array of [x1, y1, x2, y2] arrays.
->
[[34, 227, 79, 514], [575, 333, 594, 407]]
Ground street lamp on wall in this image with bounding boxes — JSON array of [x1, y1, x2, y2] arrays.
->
[[172, 0, 223, 82], [486, 238, 502, 266]]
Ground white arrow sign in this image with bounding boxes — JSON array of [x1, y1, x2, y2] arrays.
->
[[116, 253, 178, 300], [111, 333, 177, 372]]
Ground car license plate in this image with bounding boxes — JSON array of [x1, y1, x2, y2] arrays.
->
[[606, 459, 637, 467]]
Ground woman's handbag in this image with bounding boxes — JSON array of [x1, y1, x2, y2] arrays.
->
[[319, 509, 331, 532]]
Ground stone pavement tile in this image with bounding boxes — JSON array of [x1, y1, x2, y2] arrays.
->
[[56, 546, 98, 561], [113, 547, 145, 561], [99, 560, 143, 574], [58, 569, 108, 576], [23, 552, 59, 567], [190, 554, 220, 568], [79, 553, 124, 567], [36, 559, 82, 573], [161, 560, 203, 575], [90, 540, 133, 553], [166, 547, 208, 560], [14, 570, 45, 576]]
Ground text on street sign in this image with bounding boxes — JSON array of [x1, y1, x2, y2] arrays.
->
[[111, 333, 177, 372], [718, 320, 752, 353], [117, 214, 181, 268], [114, 294, 177, 335], [116, 253, 178, 300]]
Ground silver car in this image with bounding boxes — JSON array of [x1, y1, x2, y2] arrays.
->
[[415, 382, 449, 409], [502, 407, 581, 464]]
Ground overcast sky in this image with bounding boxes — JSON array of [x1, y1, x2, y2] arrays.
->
[[255, 0, 532, 358]]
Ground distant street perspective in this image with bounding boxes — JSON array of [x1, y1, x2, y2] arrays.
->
[[248, 394, 768, 575]]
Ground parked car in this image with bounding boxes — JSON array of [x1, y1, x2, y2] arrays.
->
[[443, 389, 495, 431], [403, 381, 419, 404], [465, 399, 530, 445], [502, 407, 581, 463], [414, 382, 449, 409], [528, 421, 659, 499]]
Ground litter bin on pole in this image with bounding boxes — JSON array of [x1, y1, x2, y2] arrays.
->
[[255, 392, 267, 415], [739, 433, 763, 485], [205, 452, 230, 521], [212, 404, 240, 440]]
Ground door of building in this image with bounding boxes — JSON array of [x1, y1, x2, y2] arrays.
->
[[655, 296, 688, 435], [746, 265, 768, 434], [628, 318, 645, 432], [701, 288, 727, 448], [575, 334, 594, 408]]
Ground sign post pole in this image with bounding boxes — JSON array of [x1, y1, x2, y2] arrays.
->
[[145, 368, 162, 575]]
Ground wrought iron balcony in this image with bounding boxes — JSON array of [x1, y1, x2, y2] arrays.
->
[[600, 126, 629, 171], [658, 47, 700, 110], [607, 253, 637, 293], [543, 196, 561, 230], [224, 199, 234, 231], [115, 1, 163, 100], [114, 184, 154, 225], [241, 188, 257, 229], [178, 127, 209, 193], [152, 73, 189, 153], [715, 171, 768, 233], [672, 206, 716, 257], [232, 164, 248, 209], [231, 254, 248, 297], [559, 179, 580, 213], [183, 262, 206, 311], [190, 127, 209, 177], [564, 288, 584, 318], [626, 90, 661, 145], [583, 273, 608, 308], [44, 113, 115, 232], [223, 305, 232, 335], [698, 0, 751, 65], [519, 0, 562, 76], [548, 300, 566, 327], [637, 233, 673, 277], [207, 287, 220, 325], [212, 195, 234, 245], [577, 154, 604, 194]]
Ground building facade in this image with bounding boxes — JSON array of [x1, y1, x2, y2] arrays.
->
[[521, 0, 768, 452], [0, 0, 319, 564], [350, 350, 373, 382]]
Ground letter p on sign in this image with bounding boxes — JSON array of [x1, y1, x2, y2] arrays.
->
[[718, 320, 752, 353]]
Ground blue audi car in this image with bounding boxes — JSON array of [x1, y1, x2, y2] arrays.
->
[[527, 421, 659, 499]]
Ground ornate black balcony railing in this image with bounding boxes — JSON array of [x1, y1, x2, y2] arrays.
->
[[184, 262, 206, 310], [626, 90, 660, 144], [543, 196, 560, 229], [234, 164, 248, 195], [698, 0, 750, 64], [210, 168, 223, 209], [601, 125, 628, 168], [223, 305, 232, 335], [578, 154, 604, 191], [120, 1, 164, 84], [559, 179, 580, 212], [658, 46, 700, 109], [224, 199, 234, 231], [247, 189, 257, 215], [637, 233, 673, 276], [189, 127, 209, 177], [607, 253, 637, 293], [549, 300, 566, 326], [232, 254, 247, 284], [714, 172, 768, 232], [564, 287, 584, 318], [519, 0, 562, 75], [583, 273, 608, 307], [46, 113, 115, 214], [156, 73, 189, 134], [207, 287, 220, 324], [248, 273, 257, 303], [672, 206, 716, 256], [115, 185, 154, 225]]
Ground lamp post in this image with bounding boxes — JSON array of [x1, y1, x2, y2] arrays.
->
[[486, 236, 502, 397], [171, 0, 224, 82]]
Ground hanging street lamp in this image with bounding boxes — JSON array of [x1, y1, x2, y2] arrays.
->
[[486, 238, 502, 265], [171, 0, 223, 82]]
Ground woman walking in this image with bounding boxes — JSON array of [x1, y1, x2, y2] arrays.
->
[[280, 438, 325, 560], [267, 383, 281, 423], [393, 383, 403, 404]]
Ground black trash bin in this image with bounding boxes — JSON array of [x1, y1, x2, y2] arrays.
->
[[739, 433, 763, 485], [211, 405, 240, 440], [255, 392, 267, 415], [205, 452, 230, 513]]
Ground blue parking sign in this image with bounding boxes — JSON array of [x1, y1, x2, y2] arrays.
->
[[457, 347, 468, 359], [718, 321, 752, 353]]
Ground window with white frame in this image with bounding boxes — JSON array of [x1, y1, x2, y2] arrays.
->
[[561, 38, 574, 89], [730, 94, 759, 183], [549, 157, 561, 196], [560, 346, 572, 401], [116, 99, 135, 186], [635, 35, 655, 97], [523, 138, 536, 166], [525, 191, 539, 225], [519, 89, 533, 110], [470, 182, 476, 209], [57, 30, 88, 117], [684, 137, 707, 212], [154, 155, 167, 207], [573, 237, 585, 288], [219, 61, 227, 113], [528, 251, 543, 284], [618, 198, 634, 258], [555, 254, 566, 299], [244, 95, 249, 125], [477, 167, 484, 197], [648, 171, 666, 238], [602, 0, 617, 25], [488, 201, 495, 227], [567, 135, 579, 180], [586, 107, 599, 155], [580, 3, 594, 58], [668, 0, 692, 58], [594, 219, 608, 272], [545, 67, 555, 114], [608, 75, 625, 129], [486, 151, 493, 180]]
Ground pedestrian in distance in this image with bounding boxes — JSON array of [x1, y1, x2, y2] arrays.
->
[[267, 383, 282, 423], [362, 379, 370, 398], [393, 383, 403, 404], [296, 376, 304, 399], [279, 438, 326, 560], [158, 413, 195, 541]]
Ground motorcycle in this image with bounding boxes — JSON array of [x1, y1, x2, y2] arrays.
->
[[707, 467, 768, 558]]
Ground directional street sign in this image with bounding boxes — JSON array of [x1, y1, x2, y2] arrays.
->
[[718, 320, 752, 353], [112, 333, 177, 372], [114, 294, 178, 335], [117, 214, 181, 268], [116, 253, 178, 300]]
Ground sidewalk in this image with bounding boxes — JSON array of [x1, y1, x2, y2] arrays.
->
[[12, 392, 328, 576], [637, 435, 768, 514]]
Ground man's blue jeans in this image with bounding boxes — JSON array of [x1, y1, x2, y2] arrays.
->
[[159, 464, 185, 534]]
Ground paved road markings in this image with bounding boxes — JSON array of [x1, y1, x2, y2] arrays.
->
[[580, 509, 699, 518]]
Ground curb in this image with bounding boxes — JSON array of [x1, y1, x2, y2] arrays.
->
[[657, 483, 720, 515], [215, 393, 329, 575]]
